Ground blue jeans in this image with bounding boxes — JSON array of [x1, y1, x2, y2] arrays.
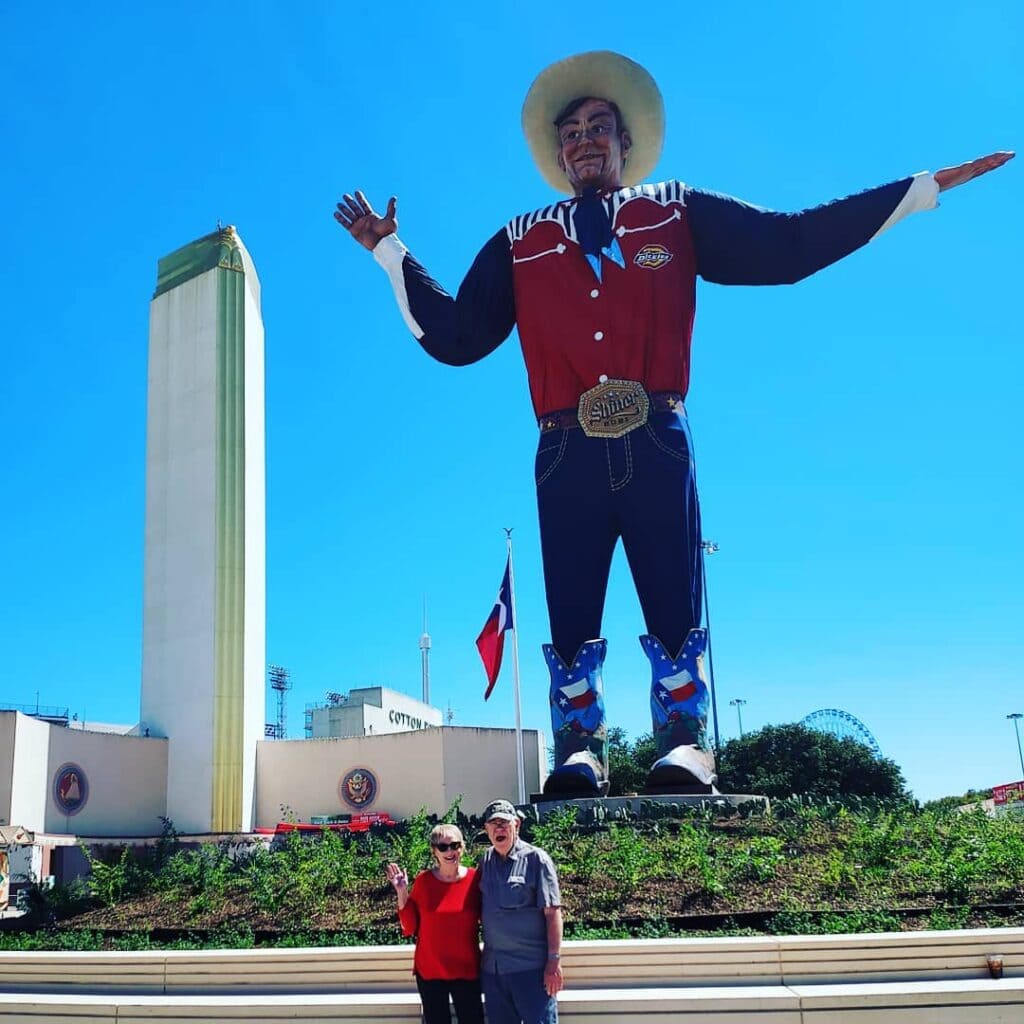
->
[[481, 969, 558, 1024], [535, 408, 703, 662]]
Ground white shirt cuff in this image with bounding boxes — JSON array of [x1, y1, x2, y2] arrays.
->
[[369, 234, 424, 339], [871, 172, 939, 240], [372, 233, 408, 270]]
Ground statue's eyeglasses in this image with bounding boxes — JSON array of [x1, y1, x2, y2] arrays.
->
[[558, 119, 615, 146], [433, 841, 463, 852]]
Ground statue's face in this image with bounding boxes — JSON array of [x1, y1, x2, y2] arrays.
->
[[556, 97, 631, 195]]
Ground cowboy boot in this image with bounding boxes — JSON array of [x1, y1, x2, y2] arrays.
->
[[641, 630, 717, 792], [542, 639, 609, 797]]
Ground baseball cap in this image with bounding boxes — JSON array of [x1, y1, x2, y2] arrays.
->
[[482, 799, 518, 822]]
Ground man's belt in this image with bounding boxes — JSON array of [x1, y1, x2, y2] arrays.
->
[[539, 380, 685, 438]]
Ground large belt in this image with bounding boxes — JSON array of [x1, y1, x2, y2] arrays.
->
[[539, 380, 685, 438]]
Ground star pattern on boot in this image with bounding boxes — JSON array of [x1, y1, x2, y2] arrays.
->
[[544, 640, 607, 737], [641, 631, 709, 729]]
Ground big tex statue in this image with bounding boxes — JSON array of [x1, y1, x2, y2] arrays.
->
[[335, 51, 1011, 798]]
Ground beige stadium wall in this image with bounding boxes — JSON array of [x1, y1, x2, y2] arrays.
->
[[44, 728, 168, 837], [440, 728, 545, 813], [255, 727, 545, 825], [0, 713, 17, 827], [0, 713, 51, 833], [256, 730, 446, 825]]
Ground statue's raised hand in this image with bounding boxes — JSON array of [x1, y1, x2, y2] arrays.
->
[[934, 151, 1013, 192], [334, 190, 398, 251]]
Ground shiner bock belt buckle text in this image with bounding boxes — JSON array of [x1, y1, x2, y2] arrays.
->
[[577, 379, 651, 438]]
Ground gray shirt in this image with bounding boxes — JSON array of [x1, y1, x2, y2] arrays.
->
[[479, 838, 562, 974]]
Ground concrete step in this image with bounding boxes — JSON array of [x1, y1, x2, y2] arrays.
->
[[1, 979, 1023, 1022], [0, 928, 1020, 994]]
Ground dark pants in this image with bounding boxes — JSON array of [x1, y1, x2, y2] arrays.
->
[[414, 974, 484, 1024], [481, 968, 558, 1024], [535, 408, 703, 662]]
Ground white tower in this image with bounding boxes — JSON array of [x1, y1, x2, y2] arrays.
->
[[419, 604, 432, 705], [141, 226, 266, 833]]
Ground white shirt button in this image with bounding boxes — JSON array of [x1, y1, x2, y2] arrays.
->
[[599, 374, 609, 383], [590, 289, 600, 299], [594, 331, 604, 341]]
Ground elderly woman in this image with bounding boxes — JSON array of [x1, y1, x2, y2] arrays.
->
[[385, 823, 484, 1024]]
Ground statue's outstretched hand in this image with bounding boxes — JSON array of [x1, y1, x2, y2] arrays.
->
[[934, 151, 1014, 192], [335, 191, 398, 251]]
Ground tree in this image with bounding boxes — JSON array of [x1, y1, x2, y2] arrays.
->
[[717, 723, 910, 801], [607, 727, 657, 796], [922, 788, 993, 814]]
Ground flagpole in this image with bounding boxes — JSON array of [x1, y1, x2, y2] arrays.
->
[[504, 528, 527, 803]]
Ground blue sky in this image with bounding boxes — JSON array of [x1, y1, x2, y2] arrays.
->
[[1, 2, 1020, 802]]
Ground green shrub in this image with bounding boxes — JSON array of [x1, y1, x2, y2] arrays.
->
[[599, 824, 662, 887], [768, 910, 902, 935], [83, 846, 133, 907], [721, 836, 786, 884]]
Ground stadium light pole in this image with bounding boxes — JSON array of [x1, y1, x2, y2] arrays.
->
[[700, 539, 722, 750], [730, 698, 747, 738], [1008, 713, 1024, 779]]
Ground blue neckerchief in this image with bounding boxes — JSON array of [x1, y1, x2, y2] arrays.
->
[[572, 187, 625, 282]]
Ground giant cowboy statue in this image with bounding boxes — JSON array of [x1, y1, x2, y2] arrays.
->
[[335, 51, 1012, 799]]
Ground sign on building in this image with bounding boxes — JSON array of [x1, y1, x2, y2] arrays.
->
[[993, 780, 1024, 807]]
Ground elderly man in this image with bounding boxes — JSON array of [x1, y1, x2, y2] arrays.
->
[[476, 798, 563, 1024], [335, 51, 1011, 799]]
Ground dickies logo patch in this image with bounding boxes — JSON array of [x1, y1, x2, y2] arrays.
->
[[633, 244, 673, 269]]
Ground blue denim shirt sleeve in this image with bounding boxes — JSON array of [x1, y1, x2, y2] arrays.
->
[[403, 227, 516, 365], [686, 177, 914, 285]]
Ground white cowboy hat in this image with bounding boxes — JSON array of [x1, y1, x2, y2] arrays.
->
[[521, 50, 664, 194]]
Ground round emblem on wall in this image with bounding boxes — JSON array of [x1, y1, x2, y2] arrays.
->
[[53, 763, 89, 816], [339, 766, 378, 809]]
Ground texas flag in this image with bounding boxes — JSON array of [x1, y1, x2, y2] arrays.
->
[[476, 557, 514, 700], [558, 678, 596, 710], [661, 669, 697, 705]]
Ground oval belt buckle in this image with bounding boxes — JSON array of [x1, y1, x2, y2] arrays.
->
[[577, 379, 650, 438]]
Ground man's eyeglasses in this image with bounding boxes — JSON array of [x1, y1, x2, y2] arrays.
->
[[433, 841, 463, 852]]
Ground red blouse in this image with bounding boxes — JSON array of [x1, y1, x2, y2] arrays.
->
[[397, 867, 481, 980]]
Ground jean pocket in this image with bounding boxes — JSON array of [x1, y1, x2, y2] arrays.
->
[[643, 419, 691, 464], [535, 430, 568, 486]]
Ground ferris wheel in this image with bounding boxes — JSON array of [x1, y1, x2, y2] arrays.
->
[[800, 708, 882, 757]]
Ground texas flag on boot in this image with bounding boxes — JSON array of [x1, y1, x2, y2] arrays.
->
[[476, 557, 513, 700], [558, 678, 597, 710]]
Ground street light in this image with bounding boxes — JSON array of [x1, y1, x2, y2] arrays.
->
[[700, 539, 721, 750], [730, 698, 747, 738], [1008, 713, 1024, 779]]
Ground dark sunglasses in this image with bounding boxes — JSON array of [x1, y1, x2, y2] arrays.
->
[[433, 841, 463, 852]]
